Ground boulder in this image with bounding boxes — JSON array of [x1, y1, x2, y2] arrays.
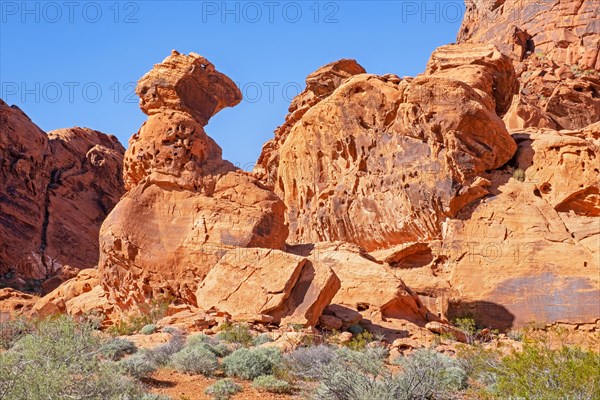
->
[[255, 59, 366, 189], [458, 0, 599, 70], [31, 269, 115, 320], [322, 304, 362, 329], [289, 242, 430, 324], [0, 100, 50, 284], [196, 248, 340, 326], [425, 321, 468, 343]]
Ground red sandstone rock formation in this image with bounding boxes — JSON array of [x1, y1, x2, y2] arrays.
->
[[458, 0, 600, 130], [255, 50, 517, 251], [0, 100, 125, 292], [393, 123, 599, 329], [98, 51, 289, 310]]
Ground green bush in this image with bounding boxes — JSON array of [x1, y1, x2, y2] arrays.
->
[[345, 331, 374, 351], [187, 335, 232, 358], [336, 346, 387, 375], [141, 324, 157, 335], [252, 375, 293, 394], [142, 333, 185, 366], [187, 333, 213, 346], [492, 343, 600, 399], [100, 338, 137, 361], [393, 348, 467, 399], [253, 333, 274, 346], [285, 344, 337, 380], [216, 322, 254, 346], [513, 168, 526, 182], [205, 379, 242, 400], [118, 353, 157, 379], [0, 316, 147, 399], [171, 345, 218, 376], [222, 347, 283, 380]]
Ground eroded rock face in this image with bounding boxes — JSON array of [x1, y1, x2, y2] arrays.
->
[[458, 0, 599, 69], [0, 100, 50, 284], [45, 128, 125, 271], [99, 51, 288, 309], [458, 0, 600, 130], [0, 101, 125, 291], [255, 59, 367, 189], [395, 123, 600, 329], [257, 51, 516, 251]]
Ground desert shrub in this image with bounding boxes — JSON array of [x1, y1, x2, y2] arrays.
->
[[253, 333, 274, 346], [336, 346, 387, 375], [0, 318, 32, 350], [222, 347, 283, 380], [347, 324, 364, 335], [186, 333, 231, 357], [345, 331, 374, 351], [141, 324, 157, 335], [140, 394, 171, 400], [107, 296, 172, 336], [205, 379, 242, 400], [100, 338, 137, 361], [312, 362, 396, 400], [252, 375, 293, 394], [171, 345, 218, 376], [392, 348, 467, 399], [107, 316, 151, 336], [119, 353, 157, 379], [492, 342, 600, 399], [0, 316, 147, 399], [142, 333, 185, 366], [507, 329, 524, 342], [285, 344, 337, 380], [187, 333, 213, 346], [456, 344, 502, 389], [453, 317, 477, 344], [217, 322, 254, 346], [312, 344, 401, 400], [513, 168, 526, 182]]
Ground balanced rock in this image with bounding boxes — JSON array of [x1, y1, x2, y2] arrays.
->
[[99, 51, 288, 309]]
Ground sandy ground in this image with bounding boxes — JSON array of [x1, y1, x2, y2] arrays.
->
[[148, 368, 304, 400]]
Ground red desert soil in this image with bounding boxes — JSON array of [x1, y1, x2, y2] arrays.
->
[[148, 368, 300, 400]]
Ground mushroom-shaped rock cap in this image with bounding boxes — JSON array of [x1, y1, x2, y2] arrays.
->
[[136, 50, 242, 125]]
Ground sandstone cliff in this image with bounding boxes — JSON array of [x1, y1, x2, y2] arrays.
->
[[0, 100, 125, 292]]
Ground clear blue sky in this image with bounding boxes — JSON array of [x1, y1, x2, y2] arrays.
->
[[1, 1, 465, 169]]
